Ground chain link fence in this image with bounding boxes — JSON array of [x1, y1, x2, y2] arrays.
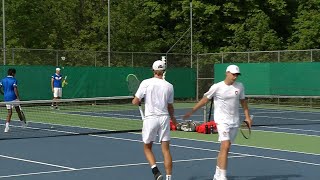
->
[[2, 48, 320, 103]]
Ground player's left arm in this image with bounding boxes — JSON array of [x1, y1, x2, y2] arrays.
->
[[240, 84, 252, 127]]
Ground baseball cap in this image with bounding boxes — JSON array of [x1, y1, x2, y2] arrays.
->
[[152, 60, 166, 71], [226, 65, 241, 74], [56, 68, 61, 71]]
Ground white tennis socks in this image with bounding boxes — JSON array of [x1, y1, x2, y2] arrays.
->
[[214, 166, 220, 178], [214, 166, 227, 179], [166, 175, 172, 180], [220, 169, 227, 178]]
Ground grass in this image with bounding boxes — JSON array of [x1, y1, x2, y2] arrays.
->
[[170, 130, 320, 154]]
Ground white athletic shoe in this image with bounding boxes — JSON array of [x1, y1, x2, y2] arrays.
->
[[213, 174, 218, 180], [220, 176, 228, 180], [4, 126, 9, 133]]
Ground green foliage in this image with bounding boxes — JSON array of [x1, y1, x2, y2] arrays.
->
[[0, 0, 319, 55], [289, 0, 320, 49]]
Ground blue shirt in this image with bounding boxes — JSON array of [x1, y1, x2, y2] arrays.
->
[[52, 73, 63, 88], [0, 76, 18, 101]]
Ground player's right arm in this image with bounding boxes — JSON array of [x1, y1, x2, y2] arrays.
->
[[132, 80, 146, 106], [183, 83, 218, 119]]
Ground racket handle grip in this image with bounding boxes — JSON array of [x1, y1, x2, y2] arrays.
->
[[138, 105, 144, 119]]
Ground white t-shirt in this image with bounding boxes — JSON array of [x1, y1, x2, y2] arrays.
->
[[204, 81, 245, 127], [135, 77, 174, 117]]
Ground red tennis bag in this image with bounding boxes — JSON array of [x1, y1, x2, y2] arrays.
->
[[196, 121, 217, 134]]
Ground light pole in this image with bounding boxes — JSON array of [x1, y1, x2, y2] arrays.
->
[[190, 1, 193, 68], [107, 0, 110, 67], [2, 0, 5, 65]]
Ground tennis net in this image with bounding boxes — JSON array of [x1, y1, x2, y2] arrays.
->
[[0, 96, 142, 140]]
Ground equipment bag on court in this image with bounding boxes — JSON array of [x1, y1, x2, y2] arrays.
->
[[196, 121, 217, 134], [176, 120, 199, 132]]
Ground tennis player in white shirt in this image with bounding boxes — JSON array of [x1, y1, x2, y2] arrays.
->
[[183, 64, 252, 180], [132, 60, 177, 180]]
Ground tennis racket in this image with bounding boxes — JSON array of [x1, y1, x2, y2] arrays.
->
[[126, 74, 144, 119], [240, 115, 253, 139], [62, 76, 68, 87], [18, 105, 27, 127], [208, 97, 213, 122]]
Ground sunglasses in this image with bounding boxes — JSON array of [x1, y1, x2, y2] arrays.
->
[[231, 73, 240, 76]]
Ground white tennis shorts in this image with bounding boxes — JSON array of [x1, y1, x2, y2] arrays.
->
[[142, 115, 170, 144], [6, 99, 19, 110], [53, 88, 62, 98], [217, 124, 239, 143]]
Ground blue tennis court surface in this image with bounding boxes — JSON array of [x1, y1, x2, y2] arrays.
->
[[0, 132, 319, 179], [0, 106, 319, 179]]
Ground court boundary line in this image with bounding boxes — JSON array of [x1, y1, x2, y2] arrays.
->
[[90, 135, 320, 165], [257, 126, 320, 133], [254, 128, 320, 137], [0, 155, 76, 170], [0, 156, 245, 178], [169, 136, 320, 156]]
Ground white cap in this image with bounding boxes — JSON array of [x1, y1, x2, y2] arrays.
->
[[226, 65, 240, 74], [56, 68, 61, 71], [152, 60, 166, 71]]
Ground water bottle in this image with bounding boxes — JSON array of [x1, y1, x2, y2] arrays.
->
[[210, 125, 214, 134], [205, 125, 208, 134]]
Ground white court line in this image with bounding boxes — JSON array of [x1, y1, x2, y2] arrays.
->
[[90, 135, 320, 166], [258, 126, 320, 133], [252, 129, 320, 137], [172, 136, 320, 156], [0, 156, 245, 178], [241, 115, 320, 123], [0, 155, 76, 170]]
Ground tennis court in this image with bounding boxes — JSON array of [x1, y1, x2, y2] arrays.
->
[[0, 97, 319, 179]]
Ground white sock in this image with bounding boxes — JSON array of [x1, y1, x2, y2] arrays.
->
[[220, 169, 227, 178], [214, 166, 220, 177], [5, 122, 9, 127], [166, 175, 171, 180], [151, 164, 157, 169]]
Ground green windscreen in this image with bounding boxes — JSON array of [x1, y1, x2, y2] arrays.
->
[[215, 62, 320, 96], [0, 66, 196, 100]]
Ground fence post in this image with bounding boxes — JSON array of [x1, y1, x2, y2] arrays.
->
[[196, 54, 199, 102], [131, 52, 134, 67], [56, 50, 59, 66], [221, 53, 224, 63], [278, 51, 280, 62], [311, 49, 313, 62], [12, 48, 14, 65], [95, 52, 97, 67]]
